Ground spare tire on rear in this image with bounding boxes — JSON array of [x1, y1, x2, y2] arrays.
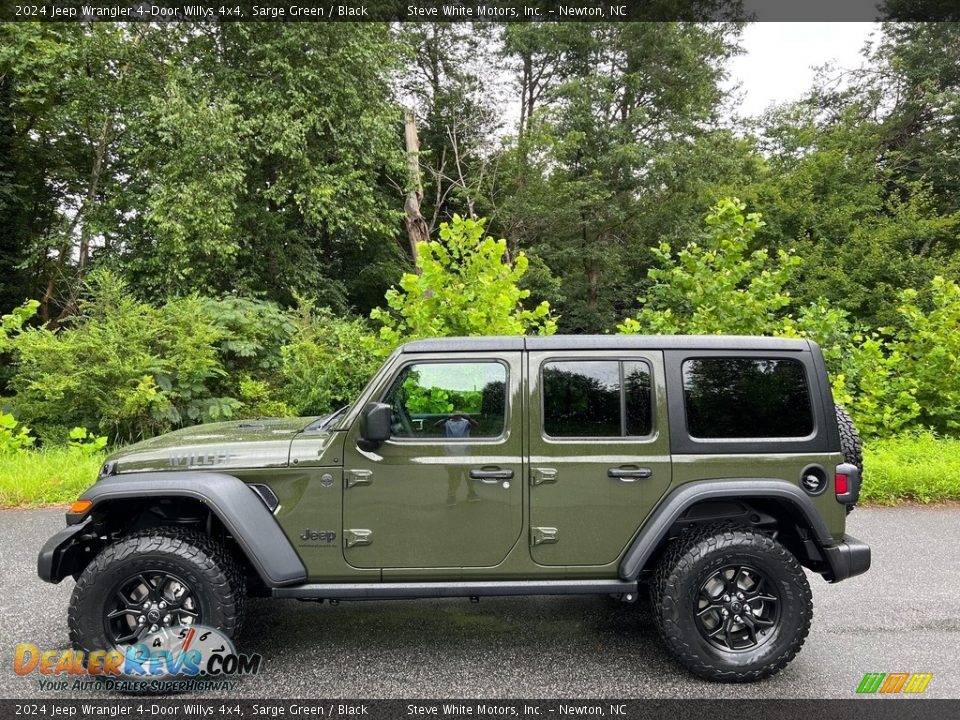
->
[[835, 404, 862, 512]]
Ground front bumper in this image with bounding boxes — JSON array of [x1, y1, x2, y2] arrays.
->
[[37, 520, 94, 584], [823, 533, 871, 582]]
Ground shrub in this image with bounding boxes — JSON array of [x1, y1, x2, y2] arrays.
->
[[614, 198, 960, 440], [279, 300, 382, 416], [0, 413, 35, 454], [834, 277, 960, 438], [198, 296, 294, 380], [618, 198, 801, 336], [67, 427, 109, 455], [890, 277, 960, 432], [372, 215, 555, 347], [0, 300, 39, 391], [8, 273, 235, 442]]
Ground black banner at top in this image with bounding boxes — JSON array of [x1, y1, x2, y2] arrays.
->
[[1, 0, 958, 23]]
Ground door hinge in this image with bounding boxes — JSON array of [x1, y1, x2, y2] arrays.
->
[[531, 467, 558, 487], [344, 529, 373, 548], [531, 526, 558, 546], [345, 469, 373, 489]]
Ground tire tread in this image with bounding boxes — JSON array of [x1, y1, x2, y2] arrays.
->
[[68, 526, 246, 655], [650, 524, 813, 682]]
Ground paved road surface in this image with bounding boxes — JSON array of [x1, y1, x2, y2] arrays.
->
[[1, 507, 957, 699]]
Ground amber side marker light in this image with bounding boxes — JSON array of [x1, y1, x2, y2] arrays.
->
[[69, 499, 93, 515]]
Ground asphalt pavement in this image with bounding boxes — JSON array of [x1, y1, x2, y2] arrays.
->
[[1, 506, 958, 699]]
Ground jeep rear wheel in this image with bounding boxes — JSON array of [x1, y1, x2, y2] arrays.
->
[[651, 525, 812, 682], [69, 527, 246, 664]]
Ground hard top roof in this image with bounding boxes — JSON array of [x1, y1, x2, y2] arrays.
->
[[400, 335, 810, 353]]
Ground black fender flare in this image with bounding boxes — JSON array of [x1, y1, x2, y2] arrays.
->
[[42, 472, 306, 587], [617, 479, 837, 581]]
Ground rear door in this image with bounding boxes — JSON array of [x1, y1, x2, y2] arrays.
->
[[527, 350, 672, 566]]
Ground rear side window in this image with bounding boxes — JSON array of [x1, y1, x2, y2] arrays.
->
[[682, 358, 813, 439], [542, 360, 653, 438]]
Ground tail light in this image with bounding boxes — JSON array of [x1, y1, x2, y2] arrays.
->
[[834, 463, 860, 505], [835, 472, 849, 496]]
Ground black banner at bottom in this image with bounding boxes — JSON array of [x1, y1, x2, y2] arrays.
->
[[1, 699, 958, 720]]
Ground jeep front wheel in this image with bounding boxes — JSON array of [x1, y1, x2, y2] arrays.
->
[[69, 527, 246, 659], [651, 525, 812, 682]]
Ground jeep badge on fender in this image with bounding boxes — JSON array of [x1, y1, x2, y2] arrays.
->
[[300, 529, 337, 544], [38, 335, 869, 683]]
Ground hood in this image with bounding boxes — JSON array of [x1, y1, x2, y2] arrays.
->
[[105, 416, 321, 474]]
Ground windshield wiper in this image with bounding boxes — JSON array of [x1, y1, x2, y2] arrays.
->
[[318, 405, 348, 431]]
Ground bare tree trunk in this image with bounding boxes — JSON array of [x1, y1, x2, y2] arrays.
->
[[519, 55, 531, 140], [76, 115, 112, 275], [403, 109, 429, 269]]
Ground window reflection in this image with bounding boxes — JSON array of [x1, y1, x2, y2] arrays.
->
[[683, 358, 813, 438], [382, 362, 507, 439], [542, 360, 653, 438]]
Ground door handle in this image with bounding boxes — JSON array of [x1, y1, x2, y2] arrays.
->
[[608, 467, 653, 481], [469, 468, 514, 483]]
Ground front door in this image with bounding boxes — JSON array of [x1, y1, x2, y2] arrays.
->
[[342, 352, 524, 571], [527, 350, 672, 566]]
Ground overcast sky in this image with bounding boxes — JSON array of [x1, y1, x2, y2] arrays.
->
[[726, 22, 879, 116]]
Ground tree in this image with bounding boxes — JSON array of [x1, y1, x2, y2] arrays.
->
[[0, 23, 169, 322], [618, 198, 800, 335], [371, 215, 555, 346], [122, 23, 406, 309], [0, 23, 408, 317], [494, 22, 743, 332], [398, 24, 503, 234], [735, 23, 960, 327]]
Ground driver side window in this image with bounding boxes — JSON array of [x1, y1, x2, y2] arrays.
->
[[382, 361, 507, 439]]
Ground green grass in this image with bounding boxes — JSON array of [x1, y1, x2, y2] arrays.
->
[[0, 448, 104, 507], [863, 432, 960, 505]]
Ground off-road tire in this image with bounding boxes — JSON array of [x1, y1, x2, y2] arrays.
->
[[835, 405, 863, 474], [835, 404, 863, 513], [69, 527, 246, 672], [651, 524, 812, 682]]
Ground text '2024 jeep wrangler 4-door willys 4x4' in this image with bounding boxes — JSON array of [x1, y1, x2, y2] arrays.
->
[[39, 335, 870, 682]]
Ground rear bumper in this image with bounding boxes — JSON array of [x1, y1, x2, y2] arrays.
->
[[823, 533, 871, 582]]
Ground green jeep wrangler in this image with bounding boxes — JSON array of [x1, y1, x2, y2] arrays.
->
[[39, 335, 869, 682]]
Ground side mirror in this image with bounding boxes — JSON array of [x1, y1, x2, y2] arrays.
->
[[359, 402, 392, 448]]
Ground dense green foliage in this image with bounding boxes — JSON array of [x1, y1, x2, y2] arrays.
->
[[618, 197, 960, 439], [0, 412, 34, 453], [0, 23, 406, 317], [1, 274, 383, 443], [618, 198, 802, 336], [0, 215, 549, 444], [372, 215, 555, 344], [278, 302, 382, 417]]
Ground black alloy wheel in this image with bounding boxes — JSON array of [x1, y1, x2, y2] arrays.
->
[[695, 564, 780, 651], [104, 570, 201, 646]]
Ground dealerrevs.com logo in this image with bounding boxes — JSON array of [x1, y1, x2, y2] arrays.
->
[[14, 625, 262, 693], [856, 672, 933, 695]]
